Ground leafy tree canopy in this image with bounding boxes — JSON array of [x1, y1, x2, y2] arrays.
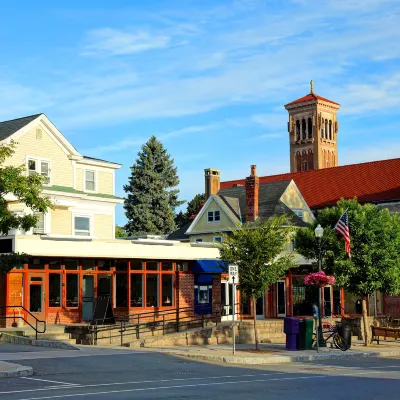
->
[[0, 141, 52, 273], [295, 198, 400, 297], [124, 136, 184, 236], [115, 225, 127, 238]]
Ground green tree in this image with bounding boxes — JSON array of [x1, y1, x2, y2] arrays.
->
[[175, 193, 206, 228], [115, 225, 127, 238], [0, 141, 52, 273], [295, 199, 400, 345], [124, 136, 184, 236], [219, 215, 295, 349]]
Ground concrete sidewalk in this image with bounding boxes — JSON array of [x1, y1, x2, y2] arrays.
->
[[143, 340, 400, 365], [0, 361, 33, 378]]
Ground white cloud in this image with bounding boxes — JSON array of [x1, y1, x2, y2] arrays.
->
[[340, 141, 400, 165], [83, 28, 171, 55]]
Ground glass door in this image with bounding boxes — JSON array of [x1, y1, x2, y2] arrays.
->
[[323, 286, 333, 317], [276, 280, 286, 317], [28, 273, 46, 324], [256, 295, 265, 319], [82, 275, 95, 321]]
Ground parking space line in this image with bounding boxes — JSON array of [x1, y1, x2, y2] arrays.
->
[[20, 378, 78, 386]]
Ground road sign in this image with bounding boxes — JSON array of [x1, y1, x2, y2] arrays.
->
[[228, 265, 239, 284]]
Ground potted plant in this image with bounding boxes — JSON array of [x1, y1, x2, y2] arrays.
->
[[304, 271, 335, 287]]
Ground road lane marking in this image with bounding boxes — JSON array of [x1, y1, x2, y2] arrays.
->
[[0, 372, 288, 395], [16, 376, 328, 400], [20, 378, 78, 386]]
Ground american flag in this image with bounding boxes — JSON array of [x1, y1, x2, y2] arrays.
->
[[335, 210, 351, 258]]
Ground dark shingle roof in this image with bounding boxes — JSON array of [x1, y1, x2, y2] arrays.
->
[[217, 180, 307, 227], [167, 223, 191, 241], [0, 114, 42, 141]]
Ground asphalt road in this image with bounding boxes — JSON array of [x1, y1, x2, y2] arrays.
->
[[0, 346, 399, 400]]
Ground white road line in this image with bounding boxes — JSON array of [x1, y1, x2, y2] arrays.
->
[[0, 372, 288, 395], [20, 378, 78, 386], [17, 376, 328, 400]]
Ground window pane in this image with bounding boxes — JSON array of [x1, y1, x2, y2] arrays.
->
[[29, 285, 42, 312], [146, 274, 159, 307], [116, 260, 128, 271], [176, 262, 188, 272], [75, 217, 90, 231], [98, 275, 111, 296], [116, 274, 128, 307], [28, 258, 45, 270], [162, 275, 174, 306], [130, 260, 143, 270], [81, 259, 94, 270], [130, 274, 143, 307], [85, 170, 95, 181], [98, 260, 112, 271], [65, 259, 78, 270], [162, 261, 173, 271], [49, 260, 62, 270], [85, 181, 95, 191], [33, 213, 44, 234], [66, 274, 79, 307], [214, 237, 222, 243], [40, 162, 49, 174], [207, 211, 213, 222], [49, 274, 61, 307], [146, 261, 158, 271], [28, 160, 36, 171], [215, 211, 220, 221]]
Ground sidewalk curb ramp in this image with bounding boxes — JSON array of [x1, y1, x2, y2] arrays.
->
[[0, 361, 33, 378], [161, 349, 400, 365], [0, 332, 80, 351]]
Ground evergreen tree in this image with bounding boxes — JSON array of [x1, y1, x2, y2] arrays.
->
[[175, 193, 206, 228], [124, 136, 183, 235]]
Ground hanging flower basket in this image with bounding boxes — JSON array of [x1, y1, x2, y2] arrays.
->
[[304, 271, 335, 287]]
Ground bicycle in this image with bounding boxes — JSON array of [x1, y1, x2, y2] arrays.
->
[[313, 323, 348, 351]]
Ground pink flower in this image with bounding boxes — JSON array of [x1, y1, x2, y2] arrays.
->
[[304, 271, 335, 287]]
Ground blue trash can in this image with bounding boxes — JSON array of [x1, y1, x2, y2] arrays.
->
[[284, 317, 299, 351]]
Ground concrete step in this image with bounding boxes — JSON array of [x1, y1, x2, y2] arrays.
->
[[27, 334, 72, 341]]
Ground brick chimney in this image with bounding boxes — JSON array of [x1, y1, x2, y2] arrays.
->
[[245, 165, 259, 222], [204, 168, 220, 199]]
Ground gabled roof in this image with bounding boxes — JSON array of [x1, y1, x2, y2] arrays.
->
[[218, 180, 308, 227], [221, 158, 400, 209], [167, 222, 191, 241], [285, 93, 340, 107], [0, 114, 42, 141]]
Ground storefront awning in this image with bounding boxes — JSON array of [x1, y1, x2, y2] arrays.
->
[[192, 260, 227, 274]]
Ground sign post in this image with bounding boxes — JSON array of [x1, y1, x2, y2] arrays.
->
[[228, 265, 239, 356]]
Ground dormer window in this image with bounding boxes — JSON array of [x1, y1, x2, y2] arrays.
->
[[84, 170, 96, 192], [27, 158, 51, 185]]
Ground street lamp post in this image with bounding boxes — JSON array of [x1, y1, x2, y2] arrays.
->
[[315, 224, 326, 347]]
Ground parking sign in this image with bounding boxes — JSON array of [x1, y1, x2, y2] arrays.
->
[[228, 265, 239, 284]]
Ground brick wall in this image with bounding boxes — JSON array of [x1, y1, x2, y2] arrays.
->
[[47, 310, 80, 324], [384, 294, 400, 318], [212, 275, 221, 312], [177, 272, 194, 310]]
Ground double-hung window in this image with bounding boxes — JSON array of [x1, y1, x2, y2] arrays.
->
[[33, 212, 45, 234], [207, 210, 220, 223], [74, 215, 91, 236], [84, 170, 96, 192], [28, 159, 50, 184], [293, 209, 304, 220]]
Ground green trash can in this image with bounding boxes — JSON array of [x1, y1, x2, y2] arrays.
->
[[298, 318, 314, 350]]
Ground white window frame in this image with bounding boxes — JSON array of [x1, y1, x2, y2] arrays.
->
[[213, 236, 222, 243], [207, 210, 220, 223], [293, 209, 304, 220], [72, 214, 93, 237], [31, 211, 51, 235], [33, 212, 45, 234], [26, 156, 51, 186], [84, 169, 97, 193]]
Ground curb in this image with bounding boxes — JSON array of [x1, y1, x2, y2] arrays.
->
[[0, 333, 80, 351], [161, 349, 400, 365], [0, 362, 33, 379]]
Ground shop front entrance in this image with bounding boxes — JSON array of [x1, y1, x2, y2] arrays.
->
[[82, 275, 95, 321], [276, 280, 286, 317], [221, 280, 236, 321], [28, 273, 46, 324]]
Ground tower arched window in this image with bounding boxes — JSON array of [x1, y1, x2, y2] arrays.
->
[[329, 120, 332, 140], [302, 119, 306, 140], [296, 120, 300, 141], [325, 120, 328, 139], [321, 119, 324, 138], [307, 117, 312, 139]]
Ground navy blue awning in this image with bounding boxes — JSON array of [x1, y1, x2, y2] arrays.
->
[[192, 260, 227, 274]]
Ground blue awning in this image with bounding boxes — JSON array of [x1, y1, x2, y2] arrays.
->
[[192, 260, 227, 274]]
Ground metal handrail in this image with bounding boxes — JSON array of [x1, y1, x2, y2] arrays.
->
[[90, 302, 241, 347], [0, 305, 46, 340]]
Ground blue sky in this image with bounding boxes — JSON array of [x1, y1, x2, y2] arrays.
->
[[1, 0, 400, 226]]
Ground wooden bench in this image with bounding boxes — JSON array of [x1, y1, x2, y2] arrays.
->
[[371, 326, 400, 344]]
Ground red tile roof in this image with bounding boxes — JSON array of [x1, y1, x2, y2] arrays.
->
[[220, 158, 400, 208], [285, 93, 340, 107]]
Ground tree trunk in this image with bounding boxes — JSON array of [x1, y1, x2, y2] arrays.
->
[[253, 297, 259, 350], [362, 295, 369, 346]]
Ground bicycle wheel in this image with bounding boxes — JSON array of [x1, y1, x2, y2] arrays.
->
[[333, 333, 348, 351]]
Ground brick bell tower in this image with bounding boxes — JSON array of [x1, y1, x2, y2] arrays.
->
[[284, 81, 341, 173]]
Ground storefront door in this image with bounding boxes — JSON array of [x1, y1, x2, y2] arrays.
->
[[276, 280, 286, 317], [221, 281, 235, 321], [28, 273, 46, 324], [256, 295, 265, 319], [82, 275, 95, 321], [323, 286, 333, 317]]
